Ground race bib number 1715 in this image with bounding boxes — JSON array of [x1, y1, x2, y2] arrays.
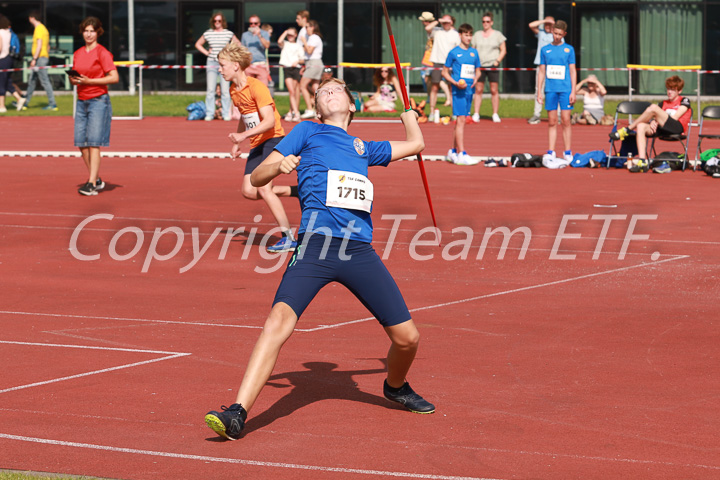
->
[[325, 170, 374, 213]]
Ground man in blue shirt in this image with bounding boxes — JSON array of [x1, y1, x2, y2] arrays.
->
[[241, 14, 271, 85], [204, 78, 435, 441], [528, 16, 558, 124], [442, 23, 481, 165], [537, 19, 576, 168]]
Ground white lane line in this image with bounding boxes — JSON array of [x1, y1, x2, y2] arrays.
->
[[0, 254, 691, 334], [0, 433, 496, 480], [303, 254, 690, 331], [0, 340, 190, 394]]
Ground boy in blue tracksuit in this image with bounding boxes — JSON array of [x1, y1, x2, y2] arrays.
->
[[442, 23, 481, 165], [537, 19, 576, 167]]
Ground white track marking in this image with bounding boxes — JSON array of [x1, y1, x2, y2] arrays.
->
[[0, 255, 690, 334], [0, 340, 190, 394], [0, 433, 717, 473], [303, 254, 690, 331], [0, 433, 495, 480]]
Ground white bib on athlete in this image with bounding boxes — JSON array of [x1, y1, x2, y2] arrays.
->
[[546, 65, 566, 80], [460, 64, 475, 79], [243, 111, 260, 131], [325, 169, 374, 213]]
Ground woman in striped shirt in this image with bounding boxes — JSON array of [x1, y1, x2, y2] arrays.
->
[[195, 12, 240, 121]]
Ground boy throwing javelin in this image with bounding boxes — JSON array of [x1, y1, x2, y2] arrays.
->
[[218, 43, 297, 252], [204, 77, 435, 441], [442, 23, 481, 166]]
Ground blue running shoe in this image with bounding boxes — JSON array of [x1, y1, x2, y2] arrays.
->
[[383, 380, 435, 414], [205, 403, 247, 440], [267, 237, 297, 252], [653, 161, 672, 174]]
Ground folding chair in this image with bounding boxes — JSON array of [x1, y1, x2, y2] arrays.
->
[[649, 117, 692, 172], [694, 105, 720, 172], [606, 101, 651, 169]]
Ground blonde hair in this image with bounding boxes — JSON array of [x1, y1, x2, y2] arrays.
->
[[218, 42, 253, 70]]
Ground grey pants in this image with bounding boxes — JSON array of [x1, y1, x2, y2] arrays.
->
[[25, 56, 57, 107]]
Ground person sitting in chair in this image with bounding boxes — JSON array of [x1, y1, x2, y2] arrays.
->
[[609, 75, 692, 170]]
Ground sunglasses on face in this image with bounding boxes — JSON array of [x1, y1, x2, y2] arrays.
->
[[482, 20, 491, 23], [249, 21, 259, 25], [214, 19, 222, 23]]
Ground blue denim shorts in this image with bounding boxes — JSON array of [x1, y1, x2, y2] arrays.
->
[[74, 94, 112, 147]]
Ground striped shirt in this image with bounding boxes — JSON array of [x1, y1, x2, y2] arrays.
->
[[202, 29, 235, 60]]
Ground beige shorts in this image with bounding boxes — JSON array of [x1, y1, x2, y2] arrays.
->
[[303, 59, 324, 80]]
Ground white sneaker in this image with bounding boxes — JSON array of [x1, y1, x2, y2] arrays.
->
[[471, 113, 480, 123], [445, 149, 458, 163], [563, 153, 573, 165], [433, 110, 441, 124], [16, 97, 26, 111], [455, 152, 479, 166], [284, 112, 293, 121], [300, 109, 316, 119], [0, 107, 6, 113], [492, 113, 501, 123]]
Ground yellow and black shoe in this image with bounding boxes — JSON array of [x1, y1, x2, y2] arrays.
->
[[609, 127, 629, 141], [205, 403, 247, 440]]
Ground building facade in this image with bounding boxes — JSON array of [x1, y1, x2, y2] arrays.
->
[[1, 0, 717, 95]]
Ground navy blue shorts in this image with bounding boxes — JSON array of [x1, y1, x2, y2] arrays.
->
[[245, 136, 284, 175], [273, 234, 411, 327]]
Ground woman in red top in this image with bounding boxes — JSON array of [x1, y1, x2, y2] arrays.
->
[[68, 16, 119, 196]]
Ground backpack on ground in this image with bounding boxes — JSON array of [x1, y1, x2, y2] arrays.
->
[[651, 151, 684, 170], [510, 153, 542, 168], [9, 29, 21, 60]]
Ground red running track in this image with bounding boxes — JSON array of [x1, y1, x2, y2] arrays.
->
[[0, 116, 718, 480]]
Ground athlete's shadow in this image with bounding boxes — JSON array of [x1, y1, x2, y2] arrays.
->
[[243, 360, 391, 435]]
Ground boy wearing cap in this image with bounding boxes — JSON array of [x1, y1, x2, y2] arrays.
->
[[537, 19, 576, 169], [442, 23, 481, 165]]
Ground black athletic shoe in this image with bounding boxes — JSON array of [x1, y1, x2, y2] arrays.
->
[[383, 380, 435, 414], [95, 177, 105, 191], [78, 182, 98, 196], [205, 403, 247, 440]]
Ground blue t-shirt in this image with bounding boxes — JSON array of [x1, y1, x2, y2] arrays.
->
[[534, 30, 556, 65], [540, 43, 575, 93], [444, 45, 480, 93], [274, 121, 392, 243], [241, 30, 270, 63]]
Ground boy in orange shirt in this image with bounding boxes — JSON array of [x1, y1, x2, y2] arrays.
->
[[218, 43, 297, 251]]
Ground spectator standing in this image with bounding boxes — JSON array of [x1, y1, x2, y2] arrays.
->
[[471, 12, 506, 123], [23, 10, 57, 111], [0, 15, 26, 112], [295, 10, 310, 43], [426, 15, 460, 123], [537, 20, 576, 168], [68, 16, 119, 196], [442, 23, 481, 165], [299, 20, 323, 119], [195, 12, 239, 121], [527, 16, 558, 124], [278, 27, 304, 121], [241, 15, 271, 86]]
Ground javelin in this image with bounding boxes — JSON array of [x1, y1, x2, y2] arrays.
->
[[380, 0, 439, 233]]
